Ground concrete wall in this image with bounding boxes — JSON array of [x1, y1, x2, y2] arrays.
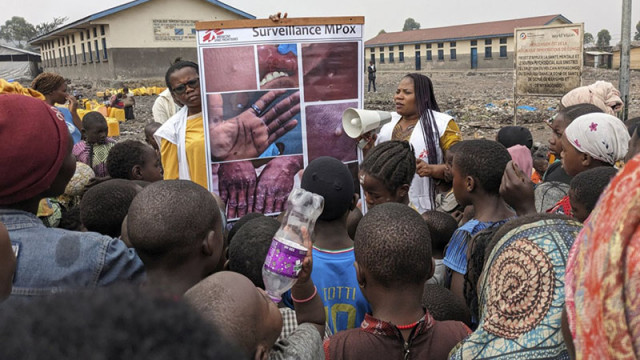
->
[[111, 47, 198, 79], [43, 49, 116, 80], [103, 0, 242, 48]]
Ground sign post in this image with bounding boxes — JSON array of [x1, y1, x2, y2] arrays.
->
[[513, 23, 584, 124]]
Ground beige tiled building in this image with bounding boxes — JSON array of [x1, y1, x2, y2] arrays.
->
[[29, 0, 253, 80], [365, 15, 571, 71]]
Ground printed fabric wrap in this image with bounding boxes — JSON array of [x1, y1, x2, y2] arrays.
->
[[566, 154, 640, 359], [450, 218, 582, 359]]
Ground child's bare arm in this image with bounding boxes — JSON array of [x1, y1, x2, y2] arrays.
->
[[291, 228, 326, 337]]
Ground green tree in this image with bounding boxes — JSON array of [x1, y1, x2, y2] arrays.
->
[[634, 21, 640, 41], [402, 18, 420, 31], [378, 29, 386, 35], [596, 29, 611, 49], [35, 16, 68, 37], [584, 32, 594, 45], [0, 16, 35, 48]]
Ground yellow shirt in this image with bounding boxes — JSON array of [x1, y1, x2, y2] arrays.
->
[[440, 120, 462, 151], [160, 114, 209, 189], [392, 119, 461, 151]]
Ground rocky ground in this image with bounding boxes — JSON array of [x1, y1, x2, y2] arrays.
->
[[82, 67, 640, 146], [364, 67, 640, 143]]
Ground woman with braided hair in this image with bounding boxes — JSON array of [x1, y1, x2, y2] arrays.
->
[[31, 72, 82, 144], [361, 73, 462, 213]]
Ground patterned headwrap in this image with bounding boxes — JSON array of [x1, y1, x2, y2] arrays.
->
[[565, 153, 640, 359], [64, 162, 95, 197], [0, 94, 70, 205], [450, 217, 582, 359], [561, 81, 623, 115], [564, 113, 629, 165]]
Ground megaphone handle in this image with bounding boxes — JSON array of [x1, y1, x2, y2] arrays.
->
[[357, 138, 370, 149]]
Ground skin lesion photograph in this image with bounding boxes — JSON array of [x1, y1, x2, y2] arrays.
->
[[211, 155, 304, 220], [305, 101, 359, 163], [202, 46, 258, 93], [206, 90, 302, 162], [301, 42, 359, 102], [258, 44, 300, 90]]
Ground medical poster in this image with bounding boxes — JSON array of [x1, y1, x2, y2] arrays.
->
[[196, 17, 364, 220]]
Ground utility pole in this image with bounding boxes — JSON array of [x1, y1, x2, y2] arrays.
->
[[619, 0, 631, 121]]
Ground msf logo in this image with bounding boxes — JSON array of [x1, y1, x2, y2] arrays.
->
[[202, 29, 224, 42]]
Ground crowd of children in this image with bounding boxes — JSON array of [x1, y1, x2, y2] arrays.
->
[[1, 66, 640, 360]]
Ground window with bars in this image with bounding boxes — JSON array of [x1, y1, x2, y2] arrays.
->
[[102, 38, 108, 60]]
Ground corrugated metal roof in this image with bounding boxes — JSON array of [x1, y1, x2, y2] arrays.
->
[[0, 44, 41, 56], [30, 0, 254, 44], [365, 14, 571, 47]]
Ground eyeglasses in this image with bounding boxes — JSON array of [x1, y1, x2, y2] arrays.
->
[[172, 77, 199, 95]]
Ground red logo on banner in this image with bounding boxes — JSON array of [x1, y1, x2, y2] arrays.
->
[[202, 29, 224, 42], [572, 29, 580, 36]]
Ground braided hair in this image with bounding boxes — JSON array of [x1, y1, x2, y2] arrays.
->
[[31, 72, 66, 95], [361, 140, 416, 192], [404, 73, 442, 204]]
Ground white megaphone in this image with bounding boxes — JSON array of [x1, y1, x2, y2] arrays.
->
[[342, 108, 392, 147]]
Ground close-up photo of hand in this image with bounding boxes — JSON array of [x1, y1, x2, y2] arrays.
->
[[208, 90, 301, 162]]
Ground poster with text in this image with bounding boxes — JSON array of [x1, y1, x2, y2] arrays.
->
[[197, 18, 364, 220], [515, 23, 583, 96]]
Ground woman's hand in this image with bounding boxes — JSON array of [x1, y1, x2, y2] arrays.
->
[[356, 131, 377, 156], [500, 161, 536, 216]]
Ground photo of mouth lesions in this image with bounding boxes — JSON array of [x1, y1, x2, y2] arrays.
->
[[202, 46, 258, 93], [257, 44, 300, 90], [206, 90, 303, 164]]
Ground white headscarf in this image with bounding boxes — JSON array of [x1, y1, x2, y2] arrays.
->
[[564, 113, 630, 165], [561, 81, 623, 115]]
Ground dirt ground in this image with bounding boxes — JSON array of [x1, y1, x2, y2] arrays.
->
[[364, 67, 640, 144], [113, 67, 639, 146]]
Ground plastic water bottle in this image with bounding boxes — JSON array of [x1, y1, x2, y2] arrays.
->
[[262, 188, 324, 302]]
